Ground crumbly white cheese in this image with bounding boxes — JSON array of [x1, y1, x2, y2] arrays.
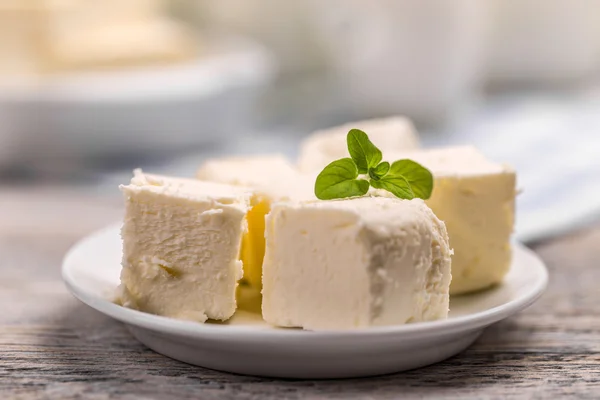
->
[[297, 116, 420, 173], [196, 154, 314, 295], [384, 146, 516, 295], [262, 197, 452, 330], [196, 154, 298, 190], [117, 169, 251, 322]]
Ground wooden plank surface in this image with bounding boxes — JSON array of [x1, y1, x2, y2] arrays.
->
[[0, 187, 599, 399]]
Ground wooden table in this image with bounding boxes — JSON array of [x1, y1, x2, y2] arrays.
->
[[1, 186, 599, 399]]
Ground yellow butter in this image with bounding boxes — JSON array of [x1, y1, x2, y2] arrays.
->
[[240, 196, 270, 290]]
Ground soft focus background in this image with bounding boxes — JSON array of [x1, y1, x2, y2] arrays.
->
[[2, 0, 600, 242]]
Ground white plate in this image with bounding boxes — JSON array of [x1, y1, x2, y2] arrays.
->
[[62, 224, 548, 379]]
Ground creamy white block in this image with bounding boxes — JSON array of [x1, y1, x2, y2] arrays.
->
[[117, 169, 250, 322], [196, 154, 299, 190], [385, 146, 516, 295], [297, 116, 420, 173], [262, 197, 452, 330], [196, 154, 313, 293]]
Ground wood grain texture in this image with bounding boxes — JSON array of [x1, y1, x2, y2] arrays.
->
[[0, 188, 599, 399]]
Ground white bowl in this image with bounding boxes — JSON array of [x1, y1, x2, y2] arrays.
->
[[0, 37, 275, 167]]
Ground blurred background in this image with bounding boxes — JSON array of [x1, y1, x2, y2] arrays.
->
[[2, 0, 600, 242]]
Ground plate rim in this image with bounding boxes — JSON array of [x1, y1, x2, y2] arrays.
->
[[62, 224, 548, 341]]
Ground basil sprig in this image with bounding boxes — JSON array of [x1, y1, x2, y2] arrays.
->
[[314, 129, 433, 201]]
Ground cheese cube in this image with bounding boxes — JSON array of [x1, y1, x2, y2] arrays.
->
[[196, 154, 299, 190], [117, 169, 250, 322], [387, 146, 516, 295], [262, 197, 452, 330], [297, 116, 420, 173], [196, 155, 312, 291]]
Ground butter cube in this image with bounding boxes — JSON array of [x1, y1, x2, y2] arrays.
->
[[262, 197, 452, 330], [117, 169, 250, 322], [196, 155, 312, 292], [196, 154, 299, 189], [297, 116, 420, 173], [387, 146, 516, 295]]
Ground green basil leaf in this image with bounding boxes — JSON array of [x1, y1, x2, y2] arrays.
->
[[347, 129, 383, 174], [368, 161, 390, 181], [314, 158, 371, 200], [370, 175, 415, 200], [387, 159, 434, 199]]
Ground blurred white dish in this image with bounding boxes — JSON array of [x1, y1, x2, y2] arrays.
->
[[62, 224, 547, 379], [0, 37, 275, 166]]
